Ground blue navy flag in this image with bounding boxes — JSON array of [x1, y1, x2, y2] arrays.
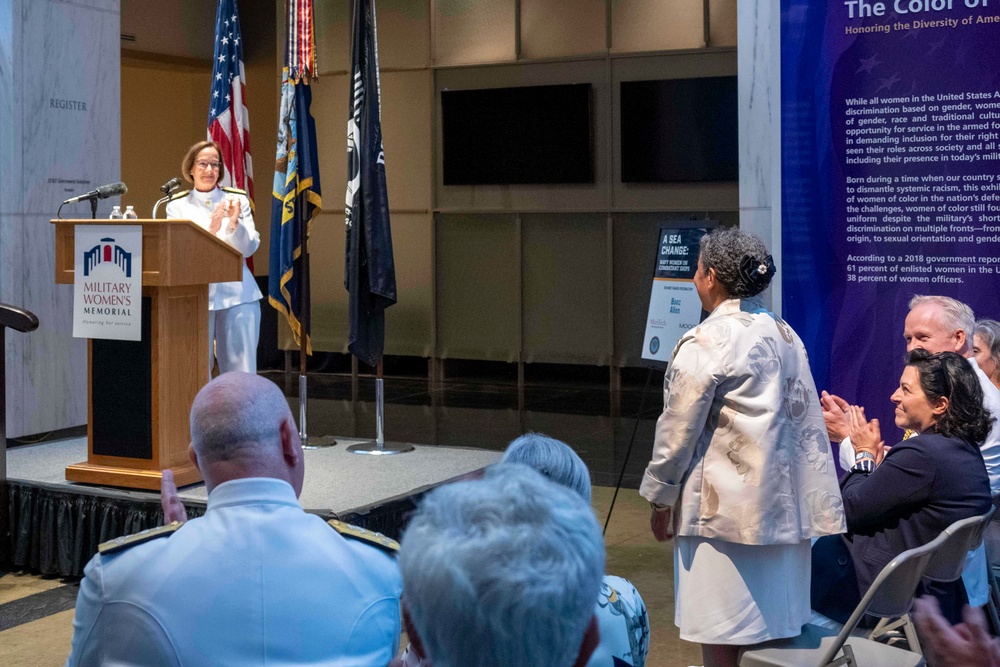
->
[[345, 0, 396, 367], [268, 69, 321, 354]]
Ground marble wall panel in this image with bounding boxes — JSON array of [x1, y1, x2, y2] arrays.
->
[[2, 0, 21, 436], [55, 0, 118, 12], [738, 0, 775, 211], [2, 214, 26, 437], [21, 0, 120, 217], [5, 0, 119, 437], [738, 0, 781, 313], [0, 0, 18, 219], [18, 216, 87, 435]]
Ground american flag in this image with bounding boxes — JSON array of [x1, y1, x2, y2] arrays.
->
[[208, 0, 254, 211]]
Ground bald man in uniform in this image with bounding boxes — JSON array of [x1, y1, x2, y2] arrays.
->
[[66, 372, 401, 666]]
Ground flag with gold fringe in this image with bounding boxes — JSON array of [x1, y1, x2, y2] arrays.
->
[[268, 0, 320, 353]]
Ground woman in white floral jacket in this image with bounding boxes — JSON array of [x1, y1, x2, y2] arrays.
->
[[639, 228, 846, 667]]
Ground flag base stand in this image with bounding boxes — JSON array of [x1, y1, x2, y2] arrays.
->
[[302, 435, 337, 450], [347, 377, 412, 455], [297, 374, 337, 449], [346, 440, 414, 455]]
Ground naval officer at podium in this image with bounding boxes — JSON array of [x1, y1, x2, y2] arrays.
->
[[166, 140, 261, 374]]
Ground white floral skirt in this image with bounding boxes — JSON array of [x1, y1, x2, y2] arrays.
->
[[674, 536, 810, 645]]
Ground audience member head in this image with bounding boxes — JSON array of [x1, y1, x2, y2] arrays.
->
[[189, 372, 303, 495], [904, 295, 975, 355], [399, 463, 605, 667], [893, 349, 992, 444], [974, 319, 1000, 388], [695, 228, 775, 311], [500, 433, 592, 503]]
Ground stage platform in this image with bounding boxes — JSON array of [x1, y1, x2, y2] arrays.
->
[[5, 436, 500, 577]]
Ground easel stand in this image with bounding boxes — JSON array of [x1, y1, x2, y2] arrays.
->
[[602, 365, 657, 535]]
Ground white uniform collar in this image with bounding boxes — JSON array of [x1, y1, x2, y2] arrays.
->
[[191, 186, 225, 209], [206, 477, 302, 511]]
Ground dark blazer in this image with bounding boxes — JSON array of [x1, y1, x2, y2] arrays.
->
[[841, 432, 991, 599]]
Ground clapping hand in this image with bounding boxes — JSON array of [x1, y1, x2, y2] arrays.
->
[[848, 405, 885, 466], [161, 469, 188, 524], [209, 198, 239, 235], [224, 197, 239, 233], [913, 596, 1000, 667], [820, 391, 852, 442]]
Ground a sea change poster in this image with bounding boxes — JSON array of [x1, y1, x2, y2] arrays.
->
[[781, 0, 1000, 430]]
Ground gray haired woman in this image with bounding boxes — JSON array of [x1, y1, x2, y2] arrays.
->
[[974, 319, 1000, 390], [639, 227, 845, 667]]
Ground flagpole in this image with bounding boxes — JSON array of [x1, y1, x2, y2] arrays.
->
[[299, 157, 336, 450], [343, 0, 410, 456], [347, 359, 411, 455]]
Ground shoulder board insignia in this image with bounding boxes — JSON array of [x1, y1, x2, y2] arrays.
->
[[98, 521, 182, 555], [165, 189, 190, 203], [220, 186, 247, 196], [327, 519, 399, 553]]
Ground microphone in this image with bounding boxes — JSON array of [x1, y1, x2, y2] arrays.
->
[[62, 181, 127, 204], [159, 177, 182, 194]]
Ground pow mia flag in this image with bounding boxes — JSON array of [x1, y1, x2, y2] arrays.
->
[[345, 0, 396, 368]]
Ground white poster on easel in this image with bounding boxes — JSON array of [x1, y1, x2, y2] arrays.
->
[[642, 227, 709, 363], [73, 225, 142, 341]]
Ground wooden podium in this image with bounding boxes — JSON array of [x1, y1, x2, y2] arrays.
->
[[52, 219, 242, 490]]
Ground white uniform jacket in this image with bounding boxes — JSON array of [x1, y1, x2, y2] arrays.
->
[[66, 478, 402, 667], [165, 187, 262, 311], [640, 297, 846, 545]]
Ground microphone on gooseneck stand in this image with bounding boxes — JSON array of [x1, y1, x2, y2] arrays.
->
[[60, 181, 128, 219], [152, 177, 183, 219], [159, 177, 182, 194], [62, 181, 128, 204]]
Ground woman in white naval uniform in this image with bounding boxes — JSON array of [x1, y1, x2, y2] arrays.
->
[[166, 140, 261, 375]]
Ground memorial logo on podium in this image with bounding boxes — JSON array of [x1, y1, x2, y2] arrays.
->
[[73, 225, 142, 341]]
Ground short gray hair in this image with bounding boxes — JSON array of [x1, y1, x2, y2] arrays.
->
[[501, 433, 592, 503], [190, 372, 292, 464], [908, 295, 975, 343], [975, 319, 1000, 367], [399, 464, 604, 667], [699, 227, 774, 298]]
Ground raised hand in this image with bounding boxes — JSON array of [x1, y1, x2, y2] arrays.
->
[[224, 197, 239, 233], [820, 391, 852, 442], [848, 405, 885, 465], [208, 202, 226, 235], [161, 469, 189, 524], [913, 596, 1000, 667]]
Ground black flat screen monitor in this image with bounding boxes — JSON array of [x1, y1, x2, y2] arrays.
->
[[442, 83, 594, 185], [620, 76, 738, 183]]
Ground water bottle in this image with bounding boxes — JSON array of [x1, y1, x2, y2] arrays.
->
[[109, 205, 123, 219], [123, 205, 138, 219]]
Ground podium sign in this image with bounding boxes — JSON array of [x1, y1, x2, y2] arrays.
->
[[642, 227, 709, 363], [73, 225, 142, 341]]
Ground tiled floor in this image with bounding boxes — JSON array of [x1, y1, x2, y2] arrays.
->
[[1, 369, 703, 666]]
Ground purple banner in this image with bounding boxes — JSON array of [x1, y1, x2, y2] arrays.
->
[[782, 1, 1000, 434]]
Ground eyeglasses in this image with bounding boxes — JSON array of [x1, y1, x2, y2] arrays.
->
[[195, 161, 222, 171]]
